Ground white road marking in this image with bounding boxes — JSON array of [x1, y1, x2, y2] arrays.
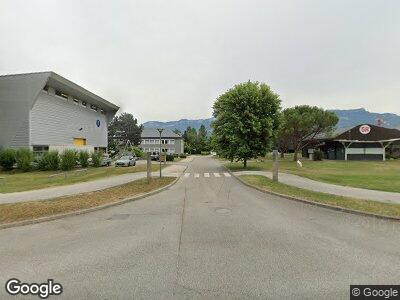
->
[[224, 172, 231, 177], [213, 173, 221, 177], [204, 173, 210, 177], [194, 173, 200, 178], [184, 173, 190, 178]]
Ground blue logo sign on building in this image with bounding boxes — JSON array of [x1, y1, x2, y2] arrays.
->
[[96, 120, 101, 128]]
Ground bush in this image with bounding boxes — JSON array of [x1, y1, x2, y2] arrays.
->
[[91, 152, 102, 168], [131, 146, 145, 159], [166, 154, 174, 162], [0, 149, 14, 170], [179, 154, 187, 158], [201, 151, 210, 155], [79, 151, 90, 168], [0, 149, 16, 171], [60, 149, 77, 171], [44, 151, 60, 171], [313, 150, 323, 161], [16, 148, 34, 172]]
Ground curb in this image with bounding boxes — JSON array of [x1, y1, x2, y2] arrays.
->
[[0, 169, 186, 230], [222, 165, 400, 222]]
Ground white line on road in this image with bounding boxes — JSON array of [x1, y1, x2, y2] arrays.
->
[[204, 173, 210, 177], [184, 173, 190, 178], [224, 172, 231, 177], [214, 173, 221, 177], [194, 173, 200, 178]]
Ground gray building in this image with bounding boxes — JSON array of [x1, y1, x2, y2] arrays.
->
[[0, 72, 119, 154], [140, 128, 184, 155]]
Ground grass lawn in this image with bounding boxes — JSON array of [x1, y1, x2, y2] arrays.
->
[[0, 177, 174, 224], [0, 164, 163, 193], [240, 175, 400, 218], [224, 156, 400, 193]]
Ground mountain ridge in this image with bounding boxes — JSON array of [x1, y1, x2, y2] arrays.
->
[[143, 108, 400, 132]]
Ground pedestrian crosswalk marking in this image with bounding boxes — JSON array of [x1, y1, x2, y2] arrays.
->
[[182, 172, 231, 178], [224, 172, 231, 177], [204, 173, 210, 177], [194, 173, 200, 178], [214, 173, 221, 177], [184, 173, 190, 178]]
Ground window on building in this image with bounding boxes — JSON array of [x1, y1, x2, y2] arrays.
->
[[55, 90, 68, 99], [169, 139, 175, 144], [90, 104, 98, 111], [32, 145, 49, 157]]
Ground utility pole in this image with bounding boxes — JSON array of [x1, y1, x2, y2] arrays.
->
[[157, 128, 164, 178]]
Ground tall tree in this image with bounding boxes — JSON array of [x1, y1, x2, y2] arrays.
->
[[197, 124, 209, 152], [212, 81, 281, 168], [108, 113, 143, 148], [280, 105, 338, 161], [183, 126, 198, 154]]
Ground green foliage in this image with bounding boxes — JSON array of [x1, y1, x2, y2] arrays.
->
[[131, 146, 145, 158], [212, 81, 281, 168], [108, 113, 143, 148], [201, 151, 210, 155], [43, 151, 60, 171], [91, 152, 102, 168], [183, 124, 211, 154], [60, 149, 77, 171], [16, 148, 34, 172], [0, 148, 16, 171], [313, 150, 323, 161], [79, 151, 90, 168], [166, 154, 174, 161], [279, 105, 338, 161], [179, 154, 187, 158]]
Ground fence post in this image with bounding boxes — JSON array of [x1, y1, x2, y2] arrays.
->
[[272, 150, 279, 182], [147, 152, 152, 183]]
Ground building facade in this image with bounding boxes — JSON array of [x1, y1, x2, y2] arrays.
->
[[0, 72, 119, 154], [303, 124, 400, 161], [140, 128, 184, 155]]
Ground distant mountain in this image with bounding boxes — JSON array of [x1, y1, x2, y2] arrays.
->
[[143, 108, 400, 133], [330, 108, 400, 129], [143, 118, 214, 133]]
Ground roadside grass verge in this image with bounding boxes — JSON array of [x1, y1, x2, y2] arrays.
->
[[0, 164, 163, 193], [224, 157, 400, 193], [0, 177, 174, 224], [239, 175, 400, 218]]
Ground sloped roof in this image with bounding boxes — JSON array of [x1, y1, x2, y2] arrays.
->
[[0, 71, 119, 112], [141, 128, 182, 138], [334, 124, 400, 142]]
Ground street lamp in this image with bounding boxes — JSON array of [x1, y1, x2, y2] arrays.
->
[[157, 128, 164, 178]]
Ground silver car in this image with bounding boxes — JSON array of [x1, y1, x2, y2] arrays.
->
[[115, 155, 136, 167]]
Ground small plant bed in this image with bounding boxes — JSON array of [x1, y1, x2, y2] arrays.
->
[[224, 157, 400, 193], [0, 164, 162, 193], [239, 175, 400, 218], [0, 177, 174, 225]]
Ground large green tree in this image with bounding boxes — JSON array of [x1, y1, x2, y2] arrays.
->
[[197, 124, 210, 152], [108, 113, 143, 148], [280, 105, 338, 161], [212, 81, 281, 168], [183, 126, 198, 154]]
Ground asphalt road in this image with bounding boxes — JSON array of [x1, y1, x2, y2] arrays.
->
[[0, 156, 399, 299]]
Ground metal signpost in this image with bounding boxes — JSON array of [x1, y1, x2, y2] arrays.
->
[[157, 128, 164, 178], [272, 150, 279, 182]]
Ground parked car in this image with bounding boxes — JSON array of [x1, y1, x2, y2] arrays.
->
[[150, 152, 159, 161], [115, 155, 136, 167], [100, 154, 112, 167]]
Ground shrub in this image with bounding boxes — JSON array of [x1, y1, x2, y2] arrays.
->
[[16, 148, 34, 172], [60, 149, 77, 171], [166, 154, 174, 162], [45, 151, 60, 171], [201, 151, 210, 155], [79, 151, 90, 168], [91, 152, 102, 168], [313, 150, 323, 161], [131, 146, 145, 159], [0, 149, 16, 171], [179, 154, 187, 158]]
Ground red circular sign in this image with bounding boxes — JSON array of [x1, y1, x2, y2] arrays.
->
[[359, 125, 371, 135]]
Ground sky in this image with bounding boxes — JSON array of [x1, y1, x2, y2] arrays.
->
[[1, 0, 399, 123]]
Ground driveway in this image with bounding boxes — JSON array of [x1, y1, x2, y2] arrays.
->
[[0, 156, 399, 299]]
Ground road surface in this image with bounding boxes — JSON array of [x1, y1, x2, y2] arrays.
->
[[0, 156, 399, 299]]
